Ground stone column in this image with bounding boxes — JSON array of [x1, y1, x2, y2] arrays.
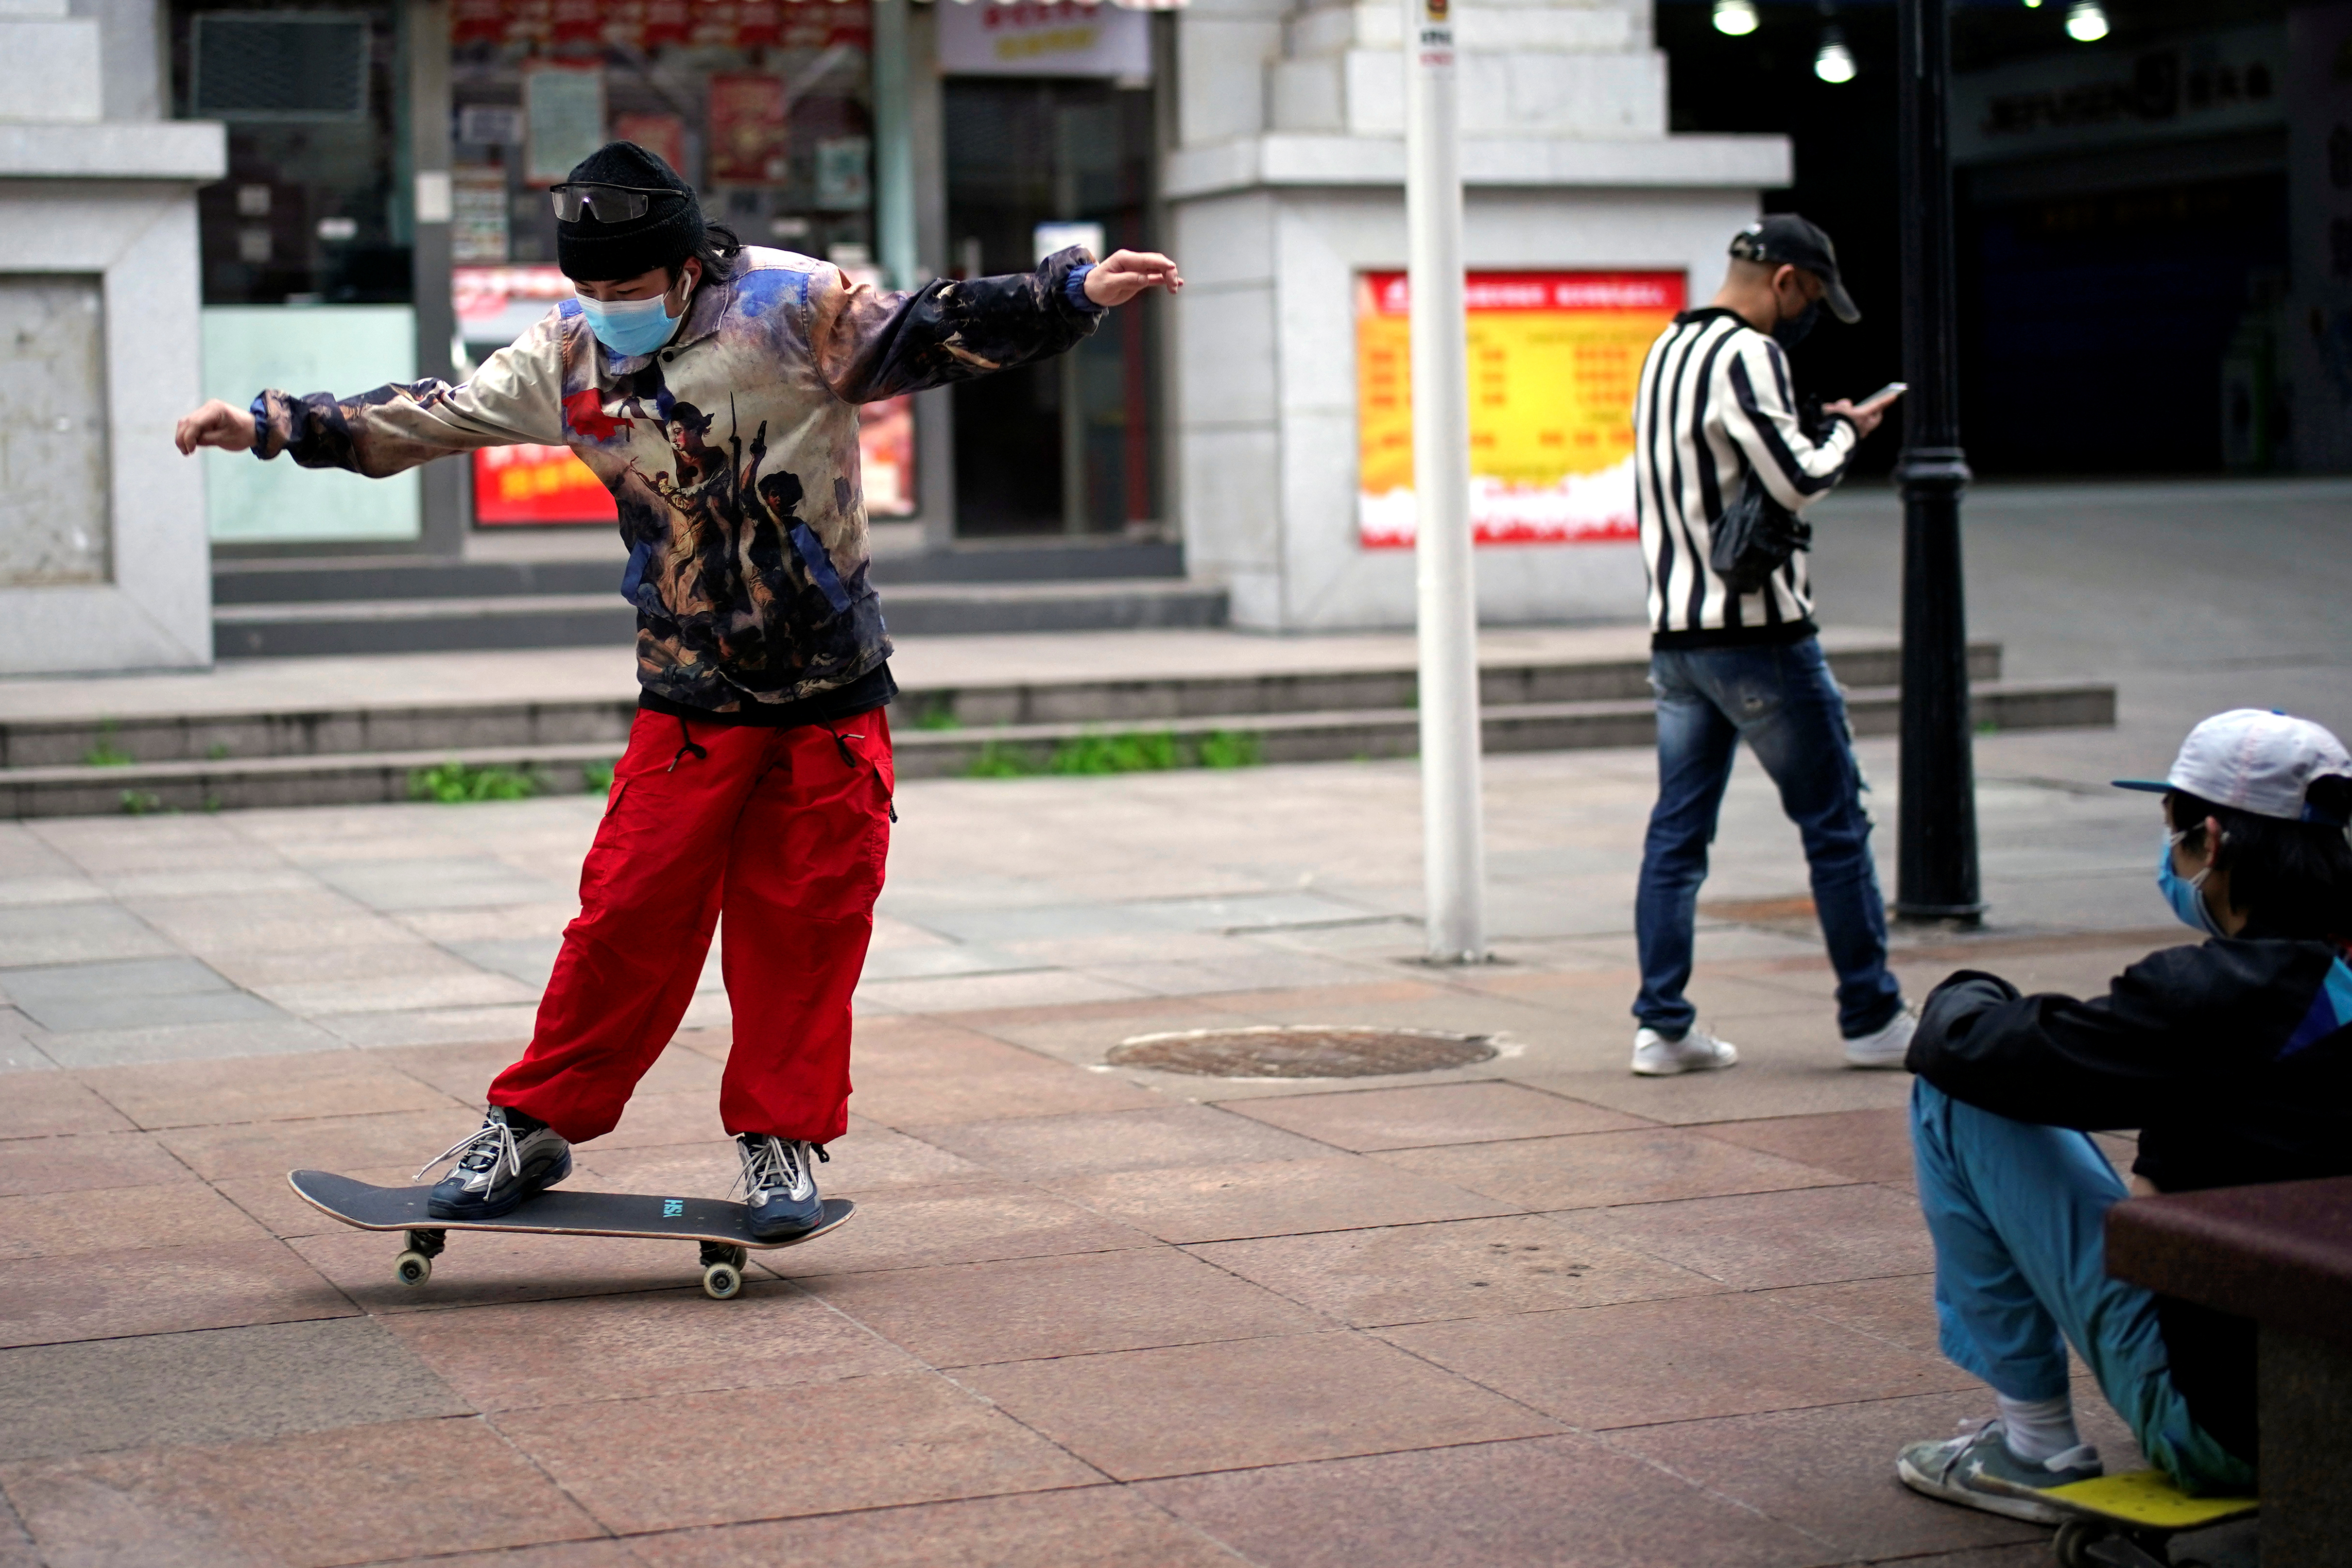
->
[[0, 0, 224, 673]]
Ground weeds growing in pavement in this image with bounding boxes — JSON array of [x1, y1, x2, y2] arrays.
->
[[965, 729, 1262, 778], [84, 722, 133, 768], [120, 790, 163, 815], [910, 701, 962, 731], [582, 759, 616, 794], [410, 760, 542, 803]]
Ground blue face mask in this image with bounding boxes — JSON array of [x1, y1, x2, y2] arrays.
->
[[577, 285, 688, 358], [2158, 829, 2227, 937]]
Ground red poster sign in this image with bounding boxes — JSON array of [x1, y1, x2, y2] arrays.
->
[[474, 445, 617, 526], [706, 73, 788, 184]]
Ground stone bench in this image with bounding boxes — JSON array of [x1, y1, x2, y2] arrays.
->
[[2105, 1175, 2352, 1568]]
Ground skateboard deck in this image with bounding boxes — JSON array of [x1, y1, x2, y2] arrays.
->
[[2041, 1472, 2258, 1568], [2043, 1471, 2257, 1531], [288, 1170, 854, 1299]]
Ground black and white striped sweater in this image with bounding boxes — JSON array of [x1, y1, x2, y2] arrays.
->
[[1631, 307, 1856, 645]]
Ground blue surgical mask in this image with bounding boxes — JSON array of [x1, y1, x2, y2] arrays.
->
[[2158, 829, 2227, 937], [578, 286, 688, 359]]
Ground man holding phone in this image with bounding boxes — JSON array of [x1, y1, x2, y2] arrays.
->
[[1626, 214, 1910, 1077]]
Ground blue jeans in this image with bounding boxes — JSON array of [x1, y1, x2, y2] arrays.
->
[[1912, 1079, 2255, 1494], [1632, 637, 1901, 1039]]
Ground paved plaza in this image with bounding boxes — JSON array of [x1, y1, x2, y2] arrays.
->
[[0, 480, 2343, 1565]]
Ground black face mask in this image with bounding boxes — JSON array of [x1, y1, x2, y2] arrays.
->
[[1772, 300, 1822, 350]]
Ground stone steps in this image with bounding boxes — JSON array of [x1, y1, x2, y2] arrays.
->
[[0, 667, 2116, 818], [210, 577, 1233, 657], [0, 640, 2001, 768]]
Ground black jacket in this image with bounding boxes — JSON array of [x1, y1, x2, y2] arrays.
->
[[1907, 930, 2352, 1466]]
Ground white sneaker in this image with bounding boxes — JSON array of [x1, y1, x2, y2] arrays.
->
[[1631, 1025, 1739, 1076], [1844, 1002, 1919, 1070]]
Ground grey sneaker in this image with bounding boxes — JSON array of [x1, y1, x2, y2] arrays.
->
[[1897, 1418, 2103, 1524], [419, 1106, 571, 1221], [1631, 1025, 1739, 1076], [736, 1134, 827, 1241], [1845, 1001, 1920, 1070]]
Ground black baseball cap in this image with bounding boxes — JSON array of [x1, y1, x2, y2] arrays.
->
[[1730, 214, 1859, 324]]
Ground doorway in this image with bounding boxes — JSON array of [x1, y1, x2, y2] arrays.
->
[[944, 78, 1157, 536]]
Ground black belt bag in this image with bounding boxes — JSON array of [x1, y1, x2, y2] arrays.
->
[[1709, 476, 1812, 595]]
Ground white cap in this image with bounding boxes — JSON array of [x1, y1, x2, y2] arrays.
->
[[2114, 708, 2352, 827]]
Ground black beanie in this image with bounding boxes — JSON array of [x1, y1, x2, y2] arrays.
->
[[555, 141, 705, 282]]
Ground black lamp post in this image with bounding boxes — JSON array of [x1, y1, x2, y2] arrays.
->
[[1893, 0, 1984, 924]]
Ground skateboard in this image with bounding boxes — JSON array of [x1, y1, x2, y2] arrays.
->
[[2038, 1471, 2258, 1568], [288, 1170, 855, 1300]]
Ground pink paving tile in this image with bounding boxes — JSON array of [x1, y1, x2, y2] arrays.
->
[[755, 1178, 1158, 1277], [1693, 1107, 1918, 1184], [586, 1089, 730, 1150], [914, 1104, 1329, 1180], [802, 1245, 1328, 1366], [1762, 1273, 1945, 1357], [213, 1164, 421, 1240], [0, 1415, 601, 1567], [158, 1107, 482, 1181], [378, 1037, 721, 1101], [851, 1063, 1168, 1127], [823, 1119, 992, 1191], [1219, 1080, 1651, 1152], [1373, 1126, 1853, 1212], [0, 1076, 133, 1140], [629, 1486, 1240, 1568], [1556, 1184, 1937, 1289], [383, 1286, 914, 1411], [1602, 1388, 2050, 1561], [494, 1375, 1100, 1533], [1138, 1433, 1825, 1568], [377, 1545, 641, 1568], [956, 1331, 1561, 1481], [77, 1050, 459, 1129], [0, 1131, 198, 1197], [1380, 1292, 1974, 1428], [0, 1240, 352, 1349], [1049, 1154, 1515, 1244], [0, 1182, 271, 1259], [290, 1225, 756, 1312], [1187, 1212, 1725, 1327]]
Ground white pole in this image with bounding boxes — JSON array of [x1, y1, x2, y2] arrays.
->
[[1405, 0, 1486, 963]]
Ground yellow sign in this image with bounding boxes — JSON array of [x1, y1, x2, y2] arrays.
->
[[1356, 270, 1685, 546]]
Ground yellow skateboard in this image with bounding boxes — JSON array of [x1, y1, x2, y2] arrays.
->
[[2042, 1471, 2257, 1568]]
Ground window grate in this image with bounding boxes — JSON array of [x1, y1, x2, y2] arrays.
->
[[192, 14, 368, 121]]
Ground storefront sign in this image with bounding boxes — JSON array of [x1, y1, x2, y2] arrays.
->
[[1950, 23, 2284, 165], [1355, 269, 1684, 548], [524, 63, 604, 182], [451, 169, 511, 265], [938, 0, 1150, 80], [613, 112, 688, 175], [474, 444, 617, 525], [708, 72, 789, 184]]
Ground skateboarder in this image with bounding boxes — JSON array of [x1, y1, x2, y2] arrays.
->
[[1894, 709, 2352, 1517], [174, 142, 1182, 1240]]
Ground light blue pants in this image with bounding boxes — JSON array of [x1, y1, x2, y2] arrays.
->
[[1910, 1078, 2256, 1494]]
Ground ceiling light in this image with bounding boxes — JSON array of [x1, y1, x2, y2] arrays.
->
[[1712, 0, 1760, 36], [1814, 26, 1856, 82], [2064, 0, 2108, 41]]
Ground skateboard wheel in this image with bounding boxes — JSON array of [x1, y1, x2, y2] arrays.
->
[[394, 1250, 433, 1287], [2053, 1519, 2100, 1568], [726, 1245, 748, 1270], [702, 1261, 742, 1300]]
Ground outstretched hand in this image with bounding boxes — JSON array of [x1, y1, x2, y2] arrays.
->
[[175, 399, 258, 455], [1082, 250, 1184, 308]]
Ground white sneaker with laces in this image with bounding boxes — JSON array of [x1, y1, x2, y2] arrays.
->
[[1631, 1025, 1739, 1077], [1844, 1002, 1920, 1070]]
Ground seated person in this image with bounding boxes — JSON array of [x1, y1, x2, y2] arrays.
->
[[1895, 708, 2352, 1520]]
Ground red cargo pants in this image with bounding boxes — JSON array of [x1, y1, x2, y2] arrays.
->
[[487, 706, 893, 1145]]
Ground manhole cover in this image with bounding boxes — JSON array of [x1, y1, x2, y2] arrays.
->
[[1107, 1025, 1496, 1079]]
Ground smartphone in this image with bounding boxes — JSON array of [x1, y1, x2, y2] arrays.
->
[[1858, 381, 1908, 411]]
